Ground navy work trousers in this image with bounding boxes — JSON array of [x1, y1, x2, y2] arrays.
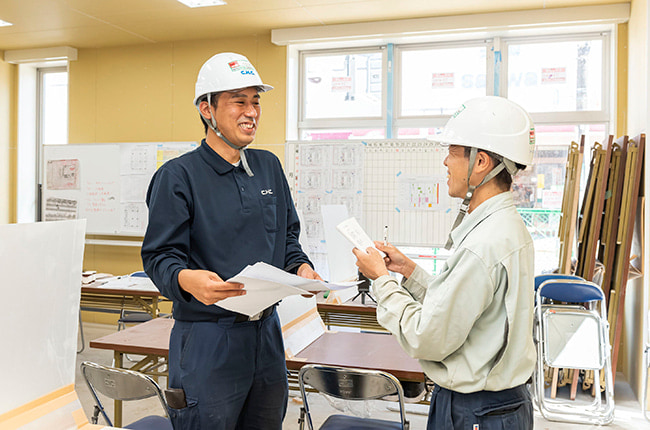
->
[[167, 310, 288, 430], [427, 383, 533, 430]]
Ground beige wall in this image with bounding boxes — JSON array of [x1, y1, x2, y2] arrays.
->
[[0, 56, 16, 224], [69, 34, 286, 322]]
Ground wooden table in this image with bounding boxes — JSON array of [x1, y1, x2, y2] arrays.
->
[[90, 318, 425, 426], [286, 331, 423, 382], [81, 283, 168, 318]]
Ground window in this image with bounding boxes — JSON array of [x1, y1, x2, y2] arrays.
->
[[303, 51, 383, 120], [292, 31, 613, 274], [17, 66, 68, 223], [299, 49, 385, 140], [398, 44, 489, 117], [39, 68, 69, 146], [505, 36, 605, 113]]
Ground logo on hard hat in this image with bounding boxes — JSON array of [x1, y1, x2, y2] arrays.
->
[[529, 128, 536, 145], [451, 104, 466, 119], [228, 60, 256, 75]]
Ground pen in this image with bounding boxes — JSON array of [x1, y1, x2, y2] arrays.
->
[[383, 225, 389, 246]]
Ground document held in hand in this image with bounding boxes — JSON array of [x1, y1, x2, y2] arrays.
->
[[336, 217, 386, 258], [217, 262, 359, 317]]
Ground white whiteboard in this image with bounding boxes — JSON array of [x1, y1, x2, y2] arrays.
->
[[42, 142, 198, 236], [285, 139, 458, 254]]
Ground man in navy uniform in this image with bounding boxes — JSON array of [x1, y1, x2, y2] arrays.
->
[[142, 52, 320, 430]]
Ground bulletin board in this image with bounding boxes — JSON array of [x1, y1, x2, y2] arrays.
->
[[42, 142, 198, 236], [285, 139, 458, 256]]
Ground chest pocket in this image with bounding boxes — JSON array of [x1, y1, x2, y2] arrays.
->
[[260, 197, 279, 232]]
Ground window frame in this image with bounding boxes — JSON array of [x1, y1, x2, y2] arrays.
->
[[294, 30, 613, 140]]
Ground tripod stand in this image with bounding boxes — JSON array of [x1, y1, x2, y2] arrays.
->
[[351, 271, 376, 304]]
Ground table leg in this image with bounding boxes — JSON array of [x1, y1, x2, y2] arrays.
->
[[114, 351, 124, 427], [152, 296, 160, 317]]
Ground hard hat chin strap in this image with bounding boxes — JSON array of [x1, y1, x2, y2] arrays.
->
[[201, 93, 255, 177], [444, 147, 517, 250]]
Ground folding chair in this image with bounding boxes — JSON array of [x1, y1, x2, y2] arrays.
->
[[532, 279, 614, 425], [298, 364, 409, 430], [534, 273, 583, 291], [80, 361, 172, 430]]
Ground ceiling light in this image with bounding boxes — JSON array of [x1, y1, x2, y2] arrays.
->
[[176, 0, 226, 7], [0, 19, 13, 27]]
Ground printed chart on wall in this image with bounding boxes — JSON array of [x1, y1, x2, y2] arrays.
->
[[43, 142, 198, 236], [286, 140, 458, 270]]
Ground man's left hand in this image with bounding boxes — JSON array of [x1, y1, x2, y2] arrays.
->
[[296, 263, 323, 281]]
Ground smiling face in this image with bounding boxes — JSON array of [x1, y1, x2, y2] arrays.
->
[[213, 87, 261, 147], [443, 145, 470, 199]]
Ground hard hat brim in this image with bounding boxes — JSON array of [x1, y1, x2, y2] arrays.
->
[[193, 83, 274, 107]]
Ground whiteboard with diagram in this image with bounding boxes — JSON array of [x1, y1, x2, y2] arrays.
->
[[285, 139, 458, 262], [42, 141, 198, 236]]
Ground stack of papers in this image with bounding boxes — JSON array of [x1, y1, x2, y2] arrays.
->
[[219, 262, 359, 316]]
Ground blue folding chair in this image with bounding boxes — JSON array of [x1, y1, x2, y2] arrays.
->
[[534, 273, 583, 291], [532, 278, 614, 425]]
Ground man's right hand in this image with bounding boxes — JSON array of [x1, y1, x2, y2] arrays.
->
[[178, 269, 245, 305], [374, 241, 416, 279]]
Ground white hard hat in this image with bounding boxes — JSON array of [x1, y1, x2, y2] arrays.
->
[[433, 96, 535, 166], [193, 52, 273, 107]]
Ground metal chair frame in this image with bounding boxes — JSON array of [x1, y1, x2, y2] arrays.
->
[[298, 364, 410, 430], [532, 278, 614, 426], [80, 361, 171, 429]]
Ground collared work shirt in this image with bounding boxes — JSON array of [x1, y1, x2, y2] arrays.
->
[[373, 192, 536, 393], [141, 140, 311, 321]]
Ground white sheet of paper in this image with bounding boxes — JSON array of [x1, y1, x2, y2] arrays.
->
[[97, 275, 159, 292], [336, 216, 386, 257], [217, 262, 359, 316]]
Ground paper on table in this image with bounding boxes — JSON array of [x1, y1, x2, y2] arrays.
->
[[217, 262, 360, 317], [95, 275, 159, 292]]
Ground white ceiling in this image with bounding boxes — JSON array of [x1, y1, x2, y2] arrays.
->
[[0, 0, 627, 51]]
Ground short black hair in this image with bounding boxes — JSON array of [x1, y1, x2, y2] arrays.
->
[[463, 146, 526, 190]]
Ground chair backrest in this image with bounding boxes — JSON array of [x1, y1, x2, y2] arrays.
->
[[537, 279, 605, 306], [534, 274, 583, 290], [299, 364, 408, 429], [80, 361, 169, 426]]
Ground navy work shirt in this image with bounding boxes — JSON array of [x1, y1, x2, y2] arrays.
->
[[141, 140, 311, 321]]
